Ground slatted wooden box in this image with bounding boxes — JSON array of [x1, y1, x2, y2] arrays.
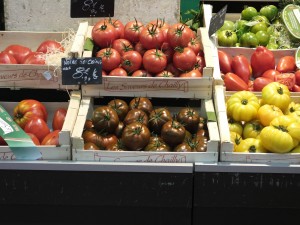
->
[[0, 91, 81, 160]]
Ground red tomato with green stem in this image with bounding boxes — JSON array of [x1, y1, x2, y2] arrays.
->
[[147, 18, 169, 39], [106, 18, 125, 39], [24, 117, 51, 143], [112, 38, 133, 56], [276, 55, 296, 73], [92, 20, 117, 48], [167, 23, 195, 48], [194, 55, 206, 74], [173, 46, 197, 71], [13, 99, 48, 129], [4, 44, 32, 64], [188, 37, 202, 55], [0, 52, 17, 64], [251, 46, 275, 78], [41, 130, 60, 145], [139, 24, 165, 49], [218, 50, 232, 74], [142, 49, 167, 74], [96, 48, 121, 72], [124, 19, 144, 44], [121, 50, 142, 73], [223, 72, 249, 91], [52, 108, 67, 131], [231, 55, 252, 84]]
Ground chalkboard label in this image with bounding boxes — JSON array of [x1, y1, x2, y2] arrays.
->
[[61, 57, 102, 85], [208, 5, 227, 36], [70, 0, 115, 18]]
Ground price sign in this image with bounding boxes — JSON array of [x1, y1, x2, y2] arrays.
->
[[70, 0, 115, 18], [208, 5, 227, 37], [61, 57, 102, 85]]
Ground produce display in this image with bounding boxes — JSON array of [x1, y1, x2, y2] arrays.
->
[[81, 97, 209, 152], [85, 17, 206, 77], [227, 82, 300, 154], [216, 2, 300, 49], [0, 99, 67, 146], [0, 40, 64, 64], [218, 46, 300, 92]]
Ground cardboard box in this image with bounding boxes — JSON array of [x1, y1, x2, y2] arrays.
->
[[214, 84, 300, 164], [71, 97, 220, 163], [0, 91, 81, 160], [0, 30, 79, 90]]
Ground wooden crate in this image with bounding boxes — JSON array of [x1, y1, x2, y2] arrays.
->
[[0, 30, 79, 90], [0, 91, 81, 160], [71, 97, 220, 163], [78, 18, 216, 99], [214, 84, 300, 164]]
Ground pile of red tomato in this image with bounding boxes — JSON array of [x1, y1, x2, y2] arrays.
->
[[91, 18, 205, 77], [0, 99, 67, 146], [219, 46, 300, 92], [0, 40, 64, 65]]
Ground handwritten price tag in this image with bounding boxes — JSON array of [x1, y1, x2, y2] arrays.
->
[[208, 5, 227, 37], [61, 57, 102, 85], [70, 0, 115, 18]]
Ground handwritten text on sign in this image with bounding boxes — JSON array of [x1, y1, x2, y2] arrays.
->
[[70, 0, 115, 18], [61, 57, 102, 85]]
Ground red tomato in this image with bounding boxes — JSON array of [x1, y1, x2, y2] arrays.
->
[[262, 69, 280, 81], [166, 63, 181, 77], [292, 84, 300, 92], [13, 99, 48, 129], [124, 19, 144, 44], [295, 70, 300, 86], [156, 70, 174, 77], [52, 108, 67, 131], [167, 23, 195, 48], [179, 69, 202, 78], [121, 50, 142, 73], [223, 72, 249, 91], [161, 42, 174, 63], [276, 56, 296, 73], [106, 18, 125, 39], [275, 73, 296, 91], [188, 37, 202, 55], [4, 44, 32, 64], [22, 52, 45, 65], [250, 46, 275, 78], [112, 38, 133, 56], [173, 47, 197, 71], [218, 50, 232, 74], [36, 40, 64, 53], [231, 55, 252, 84], [26, 133, 40, 145], [253, 77, 273, 91], [41, 130, 60, 145], [24, 117, 50, 143], [142, 49, 167, 74], [0, 51, 17, 64], [147, 19, 169, 40], [108, 67, 128, 76], [92, 20, 117, 48], [134, 42, 147, 56], [194, 55, 206, 73], [132, 69, 152, 77], [0, 136, 7, 146], [96, 48, 121, 72], [139, 24, 165, 49]]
